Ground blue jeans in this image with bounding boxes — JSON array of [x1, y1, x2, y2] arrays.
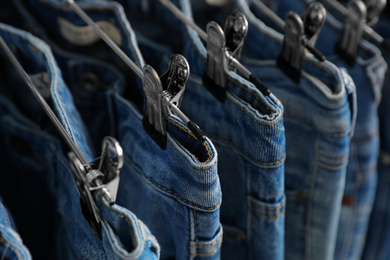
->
[[243, 1, 386, 259], [14, 1, 224, 259], [0, 22, 160, 259], [237, 1, 357, 260], [361, 14, 390, 260], [0, 197, 31, 260], [116, 0, 287, 259]]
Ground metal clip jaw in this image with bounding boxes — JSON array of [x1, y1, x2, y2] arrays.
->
[[277, 12, 305, 83], [206, 21, 228, 90], [204, 13, 249, 100], [365, 0, 387, 27], [337, 0, 367, 65], [278, 3, 326, 83], [302, 2, 326, 47], [224, 12, 249, 66], [143, 54, 198, 149], [68, 137, 123, 239]]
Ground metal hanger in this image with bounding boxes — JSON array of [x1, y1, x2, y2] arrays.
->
[[158, 0, 271, 100], [64, 0, 205, 149], [0, 36, 123, 239], [322, 0, 383, 42], [251, 0, 326, 83]]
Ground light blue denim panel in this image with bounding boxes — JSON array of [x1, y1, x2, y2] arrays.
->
[[65, 57, 222, 260], [237, 1, 357, 260], [0, 22, 160, 259], [14, 1, 223, 258], [242, 1, 386, 260], [0, 197, 31, 260], [114, 0, 287, 259], [361, 14, 390, 260]]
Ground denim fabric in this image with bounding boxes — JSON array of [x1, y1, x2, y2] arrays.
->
[[13, 1, 223, 259], [236, 1, 357, 260], [0, 197, 31, 260], [244, 1, 386, 259], [0, 22, 160, 259], [361, 14, 390, 260], [116, 1, 287, 259]]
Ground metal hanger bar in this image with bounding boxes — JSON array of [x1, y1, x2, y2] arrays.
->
[[64, 0, 144, 79], [0, 37, 89, 165], [159, 0, 208, 40], [158, 0, 271, 95], [322, 0, 383, 42], [251, 0, 285, 29]]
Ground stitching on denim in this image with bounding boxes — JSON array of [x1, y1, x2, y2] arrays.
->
[[250, 208, 286, 220], [167, 138, 217, 170], [196, 231, 223, 248], [227, 76, 274, 112], [194, 243, 222, 257], [167, 118, 212, 163], [318, 152, 349, 161], [144, 175, 221, 210], [207, 132, 286, 166], [227, 94, 282, 126], [306, 134, 320, 259], [351, 131, 379, 142], [124, 152, 221, 210], [251, 197, 286, 211]]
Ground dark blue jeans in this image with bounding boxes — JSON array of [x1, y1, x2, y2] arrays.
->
[[13, 0, 223, 259], [0, 22, 160, 259]]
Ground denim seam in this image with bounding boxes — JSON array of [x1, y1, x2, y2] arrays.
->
[[196, 233, 223, 248], [284, 112, 351, 137], [306, 134, 320, 259], [351, 131, 379, 142], [250, 207, 286, 220], [124, 152, 221, 210], [206, 132, 286, 166], [227, 76, 276, 113], [144, 175, 221, 210], [167, 138, 217, 170], [167, 119, 212, 164], [250, 197, 286, 211], [227, 94, 281, 125], [317, 161, 349, 171]]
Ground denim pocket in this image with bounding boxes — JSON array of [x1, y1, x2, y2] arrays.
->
[[189, 224, 223, 260]]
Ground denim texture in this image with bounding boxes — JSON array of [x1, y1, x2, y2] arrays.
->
[[0, 22, 160, 259], [0, 197, 31, 260], [13, 1, 223, 259], [244, 1, 386, 259], [115, 0, 287, 259], [237, 1, 357, 260], [361, 14, 390, 260]]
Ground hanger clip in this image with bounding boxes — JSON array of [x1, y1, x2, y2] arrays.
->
[[204, 12, 249, 101], [143, 54, 192, 149], [277, 12, 305, 83], [278, 3, 326, 83], [68, 137, 123, 239], [224, 12, 249, 70], [365, 0, 386, 27], [336, 0, 367, 66]]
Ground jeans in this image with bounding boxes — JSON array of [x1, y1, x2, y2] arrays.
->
[[236, 1, 357, 260], [361, 14, 390, 260], [0, 22, 160, 259], [0, 197, 31, 260], [117, 0, 287, 259], [244, 1, 386, 259], [13, 1, 224, 259]]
